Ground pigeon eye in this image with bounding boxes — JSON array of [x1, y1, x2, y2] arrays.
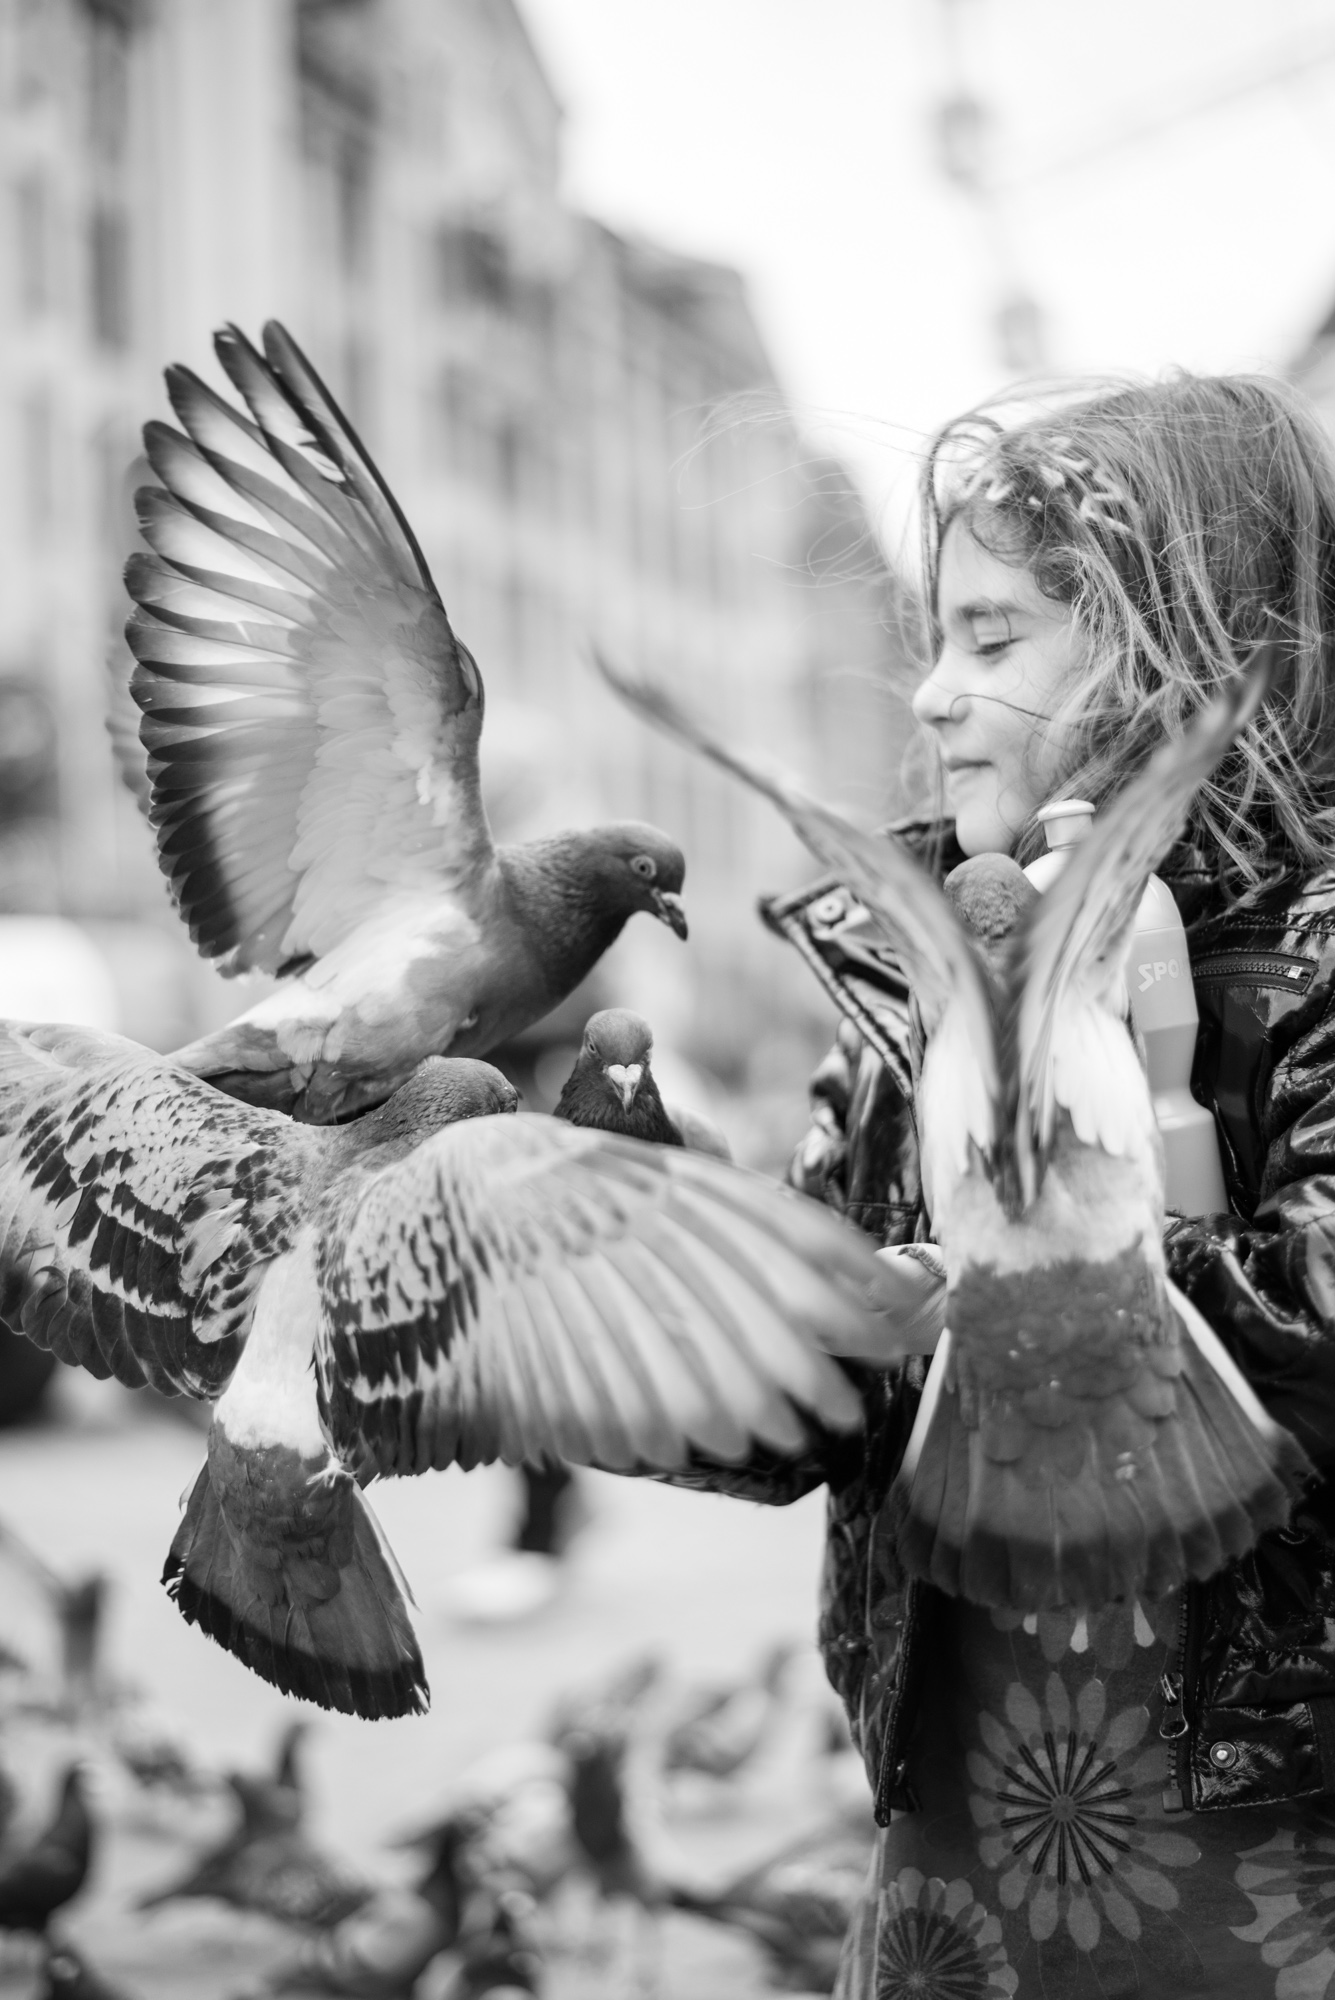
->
[[630, 855, 657, 880]]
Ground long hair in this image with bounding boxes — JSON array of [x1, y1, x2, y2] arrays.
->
[[921, 373, 1335, 882]]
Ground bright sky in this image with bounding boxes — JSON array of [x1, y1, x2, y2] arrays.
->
[[516, 0, 1335, 560]]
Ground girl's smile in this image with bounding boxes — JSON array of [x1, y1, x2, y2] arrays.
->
[[912, 521, 1081, 856]]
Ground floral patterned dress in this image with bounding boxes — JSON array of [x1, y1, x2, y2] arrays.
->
[[835, 1593, 1335, 2000]]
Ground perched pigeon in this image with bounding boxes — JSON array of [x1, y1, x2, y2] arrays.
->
[[122, 321, 687, 1123], [599, 640, 1311, 1610], [0, 1022, 902, 1713], [0, 1766, 92, 1935], [554, 1010, 730, 1158]]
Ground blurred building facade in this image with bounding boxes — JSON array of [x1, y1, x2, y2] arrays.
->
[[0, 0, 915, 1076]]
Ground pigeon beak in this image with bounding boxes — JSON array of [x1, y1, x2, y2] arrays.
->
[[605, 1063, 642, 1111], [651, 889, 688, 939]]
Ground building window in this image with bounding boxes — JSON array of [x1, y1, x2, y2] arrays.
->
[[90, 204, 130, 349], [432, 224, 510, 310], [15, 174, 50, 318], [22, 389, 56, 533], [88, 14, 131, 164]]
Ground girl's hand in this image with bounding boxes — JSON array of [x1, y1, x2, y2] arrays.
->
[[871, 1243, 947, 1354]]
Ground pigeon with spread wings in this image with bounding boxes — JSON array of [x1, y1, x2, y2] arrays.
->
[[123, 322, 686, 1124], [597, 642, 1310, 1610], [0, 1022, 902, 1714]]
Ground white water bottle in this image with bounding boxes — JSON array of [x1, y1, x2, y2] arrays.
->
[[1023, 800, 1229, 1216]]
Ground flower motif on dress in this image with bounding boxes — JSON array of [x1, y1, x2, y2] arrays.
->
[[969, 1672, 1199, 1949], [985, 1595, 1177, 1669], [1232, 1811, 1335, 1996], [867, 1869, 1017, 1999]]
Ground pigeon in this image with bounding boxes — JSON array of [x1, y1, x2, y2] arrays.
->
[[662, 1640, 798, 1783], [597, 637, 1311, 1610], [37, 1942, 137, 2000], [122, 319, 687, 1124], [138, 1739, 370, 1928], [0, 1766, 92, 1936], [0, 1022, 904, 1713], [0, 1520, 108, 1714], [668, 1817, 873, 1994], [445, 1891, 544, 1999], [553, 1012, 731, 1159]]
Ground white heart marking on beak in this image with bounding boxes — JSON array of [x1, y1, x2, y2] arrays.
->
[[605, 1063, 642, 1111]]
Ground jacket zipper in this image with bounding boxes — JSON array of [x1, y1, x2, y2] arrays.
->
[[1191, 949, 1314, 994], [873, 1579, 921, 1825], [1158, 1585, 1197, 1812]]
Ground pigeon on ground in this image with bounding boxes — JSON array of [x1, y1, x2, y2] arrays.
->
[[121, 320, 687, 1124], [0, 1023, 904, 1713], [138, 1741, 369, 1929], [662, 1640, 797, 1783], [37, 1942, 137, 2000], [445, 1891, 544, 1999], [598, 637, 1310, 1610], [0, 1521, 107, 1715], [668, 1817, 873, 1995], [553, 1011, 731, 1159], [0, 1766, 92, 1936]]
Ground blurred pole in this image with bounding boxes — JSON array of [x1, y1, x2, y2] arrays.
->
[[929, 0, 1047, 375]]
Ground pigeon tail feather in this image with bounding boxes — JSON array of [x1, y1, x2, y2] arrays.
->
[[891, 1292, 1310, 1611], [163, 1444, 427, 1720]]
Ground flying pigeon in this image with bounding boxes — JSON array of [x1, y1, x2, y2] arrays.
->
[[122, 320, 687, 1124], [597, 640, 1311, 1610], [0, 1022, 902, 1715], [554, 1010, 731, 1158]]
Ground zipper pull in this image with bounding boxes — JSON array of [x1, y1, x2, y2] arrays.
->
[[1159, 1669, 1188, 1812], [1158, 1669, 1188, 1739]]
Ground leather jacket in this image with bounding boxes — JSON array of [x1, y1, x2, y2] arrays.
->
[[744, 819, 1335, 1827]]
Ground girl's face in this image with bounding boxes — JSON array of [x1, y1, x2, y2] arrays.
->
[[912, 519, 1081, 856]]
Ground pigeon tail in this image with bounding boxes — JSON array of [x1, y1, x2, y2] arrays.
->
[[162, 1240, 427, 1718], [890, 1287, 1311, 1612], [164, 1436, 426, 1720]]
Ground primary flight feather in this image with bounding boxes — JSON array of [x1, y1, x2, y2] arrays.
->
[[123, 322, 687, 1123], [0, 1022, 904, 1714], [598, 640, 1310, 1611]]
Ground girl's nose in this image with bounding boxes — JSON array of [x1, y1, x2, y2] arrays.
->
[[912, 659, 963, 728]]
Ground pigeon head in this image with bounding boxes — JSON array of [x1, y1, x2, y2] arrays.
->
[[942, 855, 1037, 979], [355, 1059, 519, 1150], [587, 823, 688, 937], [581, 1008, 655, 1112]]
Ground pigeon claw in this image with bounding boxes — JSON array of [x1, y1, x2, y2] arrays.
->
[[652, 889, 688, 939]]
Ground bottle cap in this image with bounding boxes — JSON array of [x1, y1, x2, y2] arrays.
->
[[1035, 799, 1095, 851]]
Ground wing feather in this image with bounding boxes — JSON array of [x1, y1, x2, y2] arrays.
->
[[595, 650, 994, 1053], [315, 1114, 900, 1477], [1010, 636, 1277, 1189], [126, 322, 493, 978], [0, 1022, 314, 1396]]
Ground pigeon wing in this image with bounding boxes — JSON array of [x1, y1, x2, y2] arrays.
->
[[315, 1113, 911, 1477], [1010, 639, 1275, 1180], [126, 320, 492, 978], [595, 651, 994, 1058], [0, 1022, 312, 1396]]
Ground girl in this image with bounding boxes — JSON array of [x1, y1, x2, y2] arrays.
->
[[756, 373, 1335, 1998]]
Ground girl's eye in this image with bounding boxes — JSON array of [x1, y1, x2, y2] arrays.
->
[[970, 621, 1013, 658]]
